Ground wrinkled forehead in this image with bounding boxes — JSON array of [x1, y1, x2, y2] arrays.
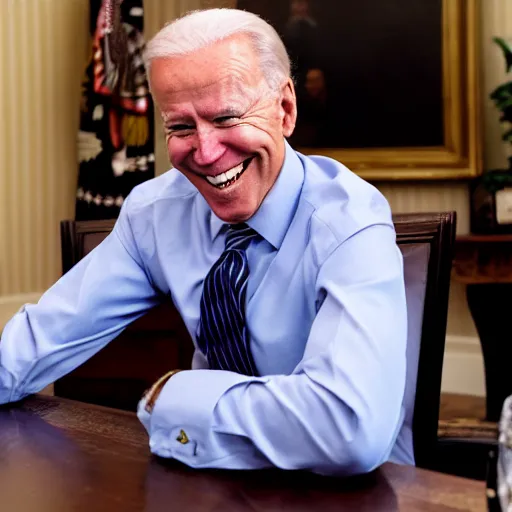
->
[[150, 44, 269, 119], [159, 72, 266, 121], [149, 35, 265, 97]]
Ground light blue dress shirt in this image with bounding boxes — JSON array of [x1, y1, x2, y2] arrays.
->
[[0, 142, 408, 475]]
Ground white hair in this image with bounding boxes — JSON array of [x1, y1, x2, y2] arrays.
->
[[144, 8, 291, 92]]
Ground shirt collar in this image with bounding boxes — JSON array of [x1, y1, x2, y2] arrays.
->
[[209, 141, 304, 249]]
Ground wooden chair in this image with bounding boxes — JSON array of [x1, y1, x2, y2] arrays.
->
[[55, 220, 194, 411], [55, 213, 459, 473], [393, 212, 457, 471]]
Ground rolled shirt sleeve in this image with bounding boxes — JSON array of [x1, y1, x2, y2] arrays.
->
[[0, 194, 160, 404], [140, 224, 407, 476]]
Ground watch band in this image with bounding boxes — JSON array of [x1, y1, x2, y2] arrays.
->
[[144, 369, 182, 414]]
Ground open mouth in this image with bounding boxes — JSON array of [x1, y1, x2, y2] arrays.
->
[[204, 158, 253, 189]]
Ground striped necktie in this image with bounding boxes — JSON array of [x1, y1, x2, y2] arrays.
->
[[197, 223, 260, 376]]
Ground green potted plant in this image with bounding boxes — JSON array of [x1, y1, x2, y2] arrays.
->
[[471, 37, 512, 233]]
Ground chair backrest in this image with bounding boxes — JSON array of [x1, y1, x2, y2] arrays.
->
[[393, 212, 457, 470], [56, 212, 456, 469], [55, 220, 194, 410]]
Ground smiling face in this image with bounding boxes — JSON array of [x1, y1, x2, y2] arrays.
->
[[149, 35, 297, 223]]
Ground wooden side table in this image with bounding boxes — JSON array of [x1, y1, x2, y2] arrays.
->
[[453, 235, 512, 421]]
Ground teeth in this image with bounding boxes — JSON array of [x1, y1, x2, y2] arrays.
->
[[206, 162, 244, 187]]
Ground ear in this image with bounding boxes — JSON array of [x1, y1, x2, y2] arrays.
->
[[280, 79, 297, 137]]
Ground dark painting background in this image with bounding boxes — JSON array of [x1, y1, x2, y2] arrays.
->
[[237, 0, 444, 149]]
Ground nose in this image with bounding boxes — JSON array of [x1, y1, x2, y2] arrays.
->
[[192, 128, 225, 167]]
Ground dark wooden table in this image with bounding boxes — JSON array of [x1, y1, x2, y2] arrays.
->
[[453, 234, 512, 421], [0, 395, 486, 512]]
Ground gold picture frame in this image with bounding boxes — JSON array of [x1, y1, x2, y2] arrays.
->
[[238, 0, 481, 181]]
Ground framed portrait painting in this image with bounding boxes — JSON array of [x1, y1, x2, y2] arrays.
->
[[236, 0, 481, 180]]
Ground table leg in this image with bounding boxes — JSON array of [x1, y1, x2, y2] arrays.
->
[[467, 283, 512, 422]]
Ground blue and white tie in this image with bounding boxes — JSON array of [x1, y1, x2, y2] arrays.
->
[[197, 224, 260, 376]]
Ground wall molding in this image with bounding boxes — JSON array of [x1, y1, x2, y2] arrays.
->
[[442, 335, 485, 397]]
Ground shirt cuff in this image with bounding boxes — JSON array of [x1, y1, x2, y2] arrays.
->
[[145, 369, 268, 466]]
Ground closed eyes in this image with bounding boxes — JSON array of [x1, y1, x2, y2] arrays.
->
[[168, 124, 194, 132], [214, 116, 239, 124], [165, 115, 241, 137]]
